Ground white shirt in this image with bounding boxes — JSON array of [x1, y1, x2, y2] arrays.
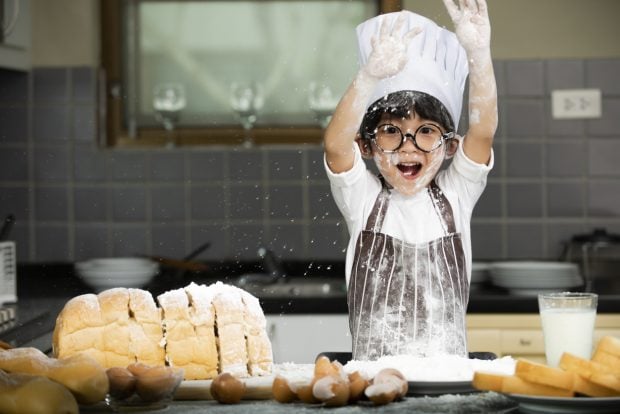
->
[[325, 141, 493, 285]]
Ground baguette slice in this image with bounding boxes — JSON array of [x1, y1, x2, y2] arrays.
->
[[559, 352, 620, 394], [472, 372, 574, 397], [515, 359, 575, 391]]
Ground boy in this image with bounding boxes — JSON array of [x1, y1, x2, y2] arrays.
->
[[324, 0, 497, 360]]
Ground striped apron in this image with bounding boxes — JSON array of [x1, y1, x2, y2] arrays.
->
[[348, 179, 469, 360]]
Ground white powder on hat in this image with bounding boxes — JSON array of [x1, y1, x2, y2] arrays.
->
[[343, 354, 515, 382]]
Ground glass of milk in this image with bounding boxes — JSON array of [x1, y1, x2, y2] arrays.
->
[[538, 292, 598, 367]]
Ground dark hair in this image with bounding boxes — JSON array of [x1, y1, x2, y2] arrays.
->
[[360, 91, 455, 140]]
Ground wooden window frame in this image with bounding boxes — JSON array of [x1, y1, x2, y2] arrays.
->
[[100, 0, 402, 148]]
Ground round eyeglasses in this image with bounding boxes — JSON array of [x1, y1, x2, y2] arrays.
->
[[369, 123, 454, 153]]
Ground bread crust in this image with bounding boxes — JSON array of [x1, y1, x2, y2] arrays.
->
[[515, 359, 575, 391]]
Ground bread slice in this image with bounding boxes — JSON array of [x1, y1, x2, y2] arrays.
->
[[515, 359, 575, 391], [184, 282, 219, 379], [472, 372, 506, 392], [128, 288, 165, 366], [472, 371, 574, 397], [559, 352, 620, 393], [157, 288, 207, 380], [52, 294, 106, 366], [234, 286, 273, 376], [596, 336, 620, 358], [592, 349, 620, 375], [97, 288, 133, 367], [211, 282, 249, 377]]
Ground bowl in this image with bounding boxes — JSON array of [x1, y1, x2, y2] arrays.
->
[[75, 257, 159, 293]]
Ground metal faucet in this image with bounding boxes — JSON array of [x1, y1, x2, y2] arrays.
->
[[257, 247, 287, 282]]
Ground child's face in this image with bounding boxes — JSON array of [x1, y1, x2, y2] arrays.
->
[[369, 113, 449, 196]]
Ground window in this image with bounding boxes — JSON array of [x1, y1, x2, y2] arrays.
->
[[101, 0, 399, 147]]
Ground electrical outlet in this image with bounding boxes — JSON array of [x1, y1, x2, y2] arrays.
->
[[551, 89, 602, 119]]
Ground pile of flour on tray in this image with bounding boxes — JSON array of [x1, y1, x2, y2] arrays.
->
[[343, 354, 516, 382]]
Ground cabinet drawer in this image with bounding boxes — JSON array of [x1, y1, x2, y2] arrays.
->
[[467, 329, 501, 355], [501, 330, 544, 354]]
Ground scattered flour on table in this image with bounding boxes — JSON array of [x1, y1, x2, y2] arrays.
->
[[343, 354, 516, 381]]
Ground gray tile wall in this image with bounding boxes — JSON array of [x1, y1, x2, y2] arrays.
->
[[1, 60, 619, 263]]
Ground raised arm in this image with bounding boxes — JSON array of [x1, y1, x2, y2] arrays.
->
[[323, 13, 421, 174], [443, 0, 497, 165]]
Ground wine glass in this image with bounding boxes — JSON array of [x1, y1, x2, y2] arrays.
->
[[230, 82, 264, 147], [308, 82, 338, 129], [153, 83, 187, 147]]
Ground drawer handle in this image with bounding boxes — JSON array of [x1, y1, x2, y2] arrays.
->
[[519, 338, 532, 346]]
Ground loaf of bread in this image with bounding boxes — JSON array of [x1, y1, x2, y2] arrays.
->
[[472, 371, 574, 397], [53, 282, 273, 380], [0, 347, 109, 404], [0, 370, 79, 414]]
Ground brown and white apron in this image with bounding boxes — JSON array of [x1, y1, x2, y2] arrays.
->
[[348, 178, 469, 360]]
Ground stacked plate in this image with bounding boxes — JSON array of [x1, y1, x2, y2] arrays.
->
[[488, 261, 583, 296], [470, 262, 491, 290], [75, 257, 159, 293]]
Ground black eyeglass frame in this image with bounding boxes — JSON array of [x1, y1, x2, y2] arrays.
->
[[367, 123, 455, 154]]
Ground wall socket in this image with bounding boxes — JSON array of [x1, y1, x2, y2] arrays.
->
[[551, 89, 602, 119]]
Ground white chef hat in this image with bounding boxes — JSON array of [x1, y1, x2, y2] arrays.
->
[[356, 11, 469, 131]]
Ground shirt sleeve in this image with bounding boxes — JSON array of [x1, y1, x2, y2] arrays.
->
[[324, 142, 367, 188], [439, 140, 494, 212], [324, 143, 380, 225], [451, 139, 494, 184]]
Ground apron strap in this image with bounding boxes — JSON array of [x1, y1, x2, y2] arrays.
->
[[364, 178, 457, 235], [428, 179, 457, 235], [364, 176, 391, 233]]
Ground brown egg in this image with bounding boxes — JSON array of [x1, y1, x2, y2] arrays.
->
[[210, 372, 246, 404], [296, 382, 319, 404], [365, 383, 398, 406], [347, 371, 369, 403], [373, 368, 408, 397], [314, 356, 336, 379], [106, 367, 136, 400], [312, 374, 350, 407], [272, 376, 297, 403], [127, 362, 151, 377], [135, 365, 181, 403]]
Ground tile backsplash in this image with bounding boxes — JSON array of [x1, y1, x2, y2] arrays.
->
[[1, 59, 619, 263]]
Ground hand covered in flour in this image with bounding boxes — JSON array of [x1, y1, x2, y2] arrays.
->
[[442, 0, 491, 58], [362, 11, 421, 80]]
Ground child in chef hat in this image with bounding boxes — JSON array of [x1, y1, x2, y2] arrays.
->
[[324, 0, 497, 360]]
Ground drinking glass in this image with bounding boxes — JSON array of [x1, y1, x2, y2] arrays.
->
[[153, 83, 187, 147], [230, 82, 264, 146], [308, 82, 337, 129], [538, 292, 598, 367]]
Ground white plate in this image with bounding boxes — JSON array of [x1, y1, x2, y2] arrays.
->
[[507, 287, 583, 296], [407, 380, 477, 396], [489, 261, 582, 289], [507, 394, 620, 413]]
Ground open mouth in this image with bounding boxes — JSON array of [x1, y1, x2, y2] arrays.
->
[[397, 162, 422, 179]]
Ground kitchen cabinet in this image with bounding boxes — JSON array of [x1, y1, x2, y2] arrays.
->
[[466, 313, 620, 364], [266, 314, 351, 364], [0, 0, 30, 70]]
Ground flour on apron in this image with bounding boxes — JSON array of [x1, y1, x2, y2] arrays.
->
[[348, 179, 468, 360]]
